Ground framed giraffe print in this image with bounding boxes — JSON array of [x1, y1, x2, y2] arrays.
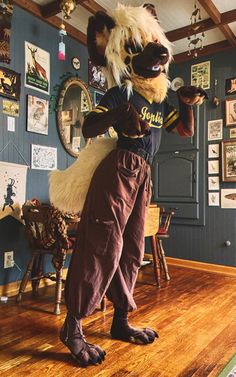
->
[[25, 41, 50, 95]]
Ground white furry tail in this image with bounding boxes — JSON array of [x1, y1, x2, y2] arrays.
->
[[49, 138, 117, 214]]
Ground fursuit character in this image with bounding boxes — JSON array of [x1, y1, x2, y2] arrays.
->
[[58, 3, 207, 367]]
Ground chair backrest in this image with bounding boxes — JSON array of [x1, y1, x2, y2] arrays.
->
[[158, 207, 175, 235], [22, 204, 51, 249], [144, 204, 160, 237]]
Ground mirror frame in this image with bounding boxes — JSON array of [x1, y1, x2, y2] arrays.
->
[[56, 76, 93, 158]]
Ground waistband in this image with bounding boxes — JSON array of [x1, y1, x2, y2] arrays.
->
[[118, 145, 152, 165]]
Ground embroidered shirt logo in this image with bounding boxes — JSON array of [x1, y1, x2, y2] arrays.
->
[[140, 106, 163, 128]]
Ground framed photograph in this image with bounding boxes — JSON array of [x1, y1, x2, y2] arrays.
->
[[208, 176, 219, 191], [191, 60, 210, 89], [208, 144, 219, 158], [25, 41, 50, 95], [31, 144, 57, 170], [2, 99, 19, 117], [0, 66, 21, 101], [225, 77, 236, 95], [225, 98, 236, 126], [94, 90, 104, 106], [230, 128, 236, 139], [221, 189, 236, 209], [221, 140, 236, 182], [208, 160, 219, 175], [208, 119, 223, 141], [27, 95, 49, 135], [208, 192, 219, 206], [88, 59, 107, 92]]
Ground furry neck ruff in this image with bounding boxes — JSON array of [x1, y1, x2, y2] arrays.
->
[[132, 73, 170, 103]]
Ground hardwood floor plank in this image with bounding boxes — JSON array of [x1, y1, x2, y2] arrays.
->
[[0, 265, 235, 377]]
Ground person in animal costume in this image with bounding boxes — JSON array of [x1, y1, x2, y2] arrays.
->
[[51, 3, 207, 367]]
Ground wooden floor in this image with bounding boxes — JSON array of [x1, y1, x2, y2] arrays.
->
[[0, 265, 236, 377]]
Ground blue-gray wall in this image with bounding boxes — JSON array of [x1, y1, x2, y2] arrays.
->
[[159, 49, 236, 267], [0, 6, 90, 285]]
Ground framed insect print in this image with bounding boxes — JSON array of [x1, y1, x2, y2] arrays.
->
[[221, 140, 236, 182], [0, 66, 21, 101], [225, 98, 236, 127]]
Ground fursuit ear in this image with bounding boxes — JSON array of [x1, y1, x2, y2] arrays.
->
[[87, 11, 115, 67], [143, 3, 159, 20]]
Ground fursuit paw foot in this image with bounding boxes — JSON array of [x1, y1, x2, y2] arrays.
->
[[111, 321, 158, 345]]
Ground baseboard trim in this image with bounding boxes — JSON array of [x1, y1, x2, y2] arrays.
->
[[0, 269, 68, 298], [144, 254, 236, 277]]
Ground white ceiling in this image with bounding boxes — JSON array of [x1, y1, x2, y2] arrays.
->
[[32, 0, 236, 57]]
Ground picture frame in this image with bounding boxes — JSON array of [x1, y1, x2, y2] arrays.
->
[[221, 139, 236, 182], [2, 99, 19, 117], [191, 60, 210, 90], [221, 188, 236, 209], [208, 192, 219, 206], [31, 144, 57, 170], [27, 95, 49, 135], [208, 176, 219, 191], [0, 66, 21, 101], [208, 144, 219, 158], [208, 160, 219, 175], [208, 119, 223, 141], [94, 90, 104, 106], [225, 98, 236, 126], [225, 77, 236, 95], [88, 59, 108, 92], [230, 128, 236, 139]]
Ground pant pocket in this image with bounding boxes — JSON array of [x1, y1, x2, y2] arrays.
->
[[89, 217, 114, 256]]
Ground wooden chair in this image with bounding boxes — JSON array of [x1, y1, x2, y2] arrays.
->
[[16, 203, 80, 315], [143, 204, 174, 287]]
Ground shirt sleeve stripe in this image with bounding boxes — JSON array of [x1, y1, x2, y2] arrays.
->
[[163, 112, 180, 129], [96, 105, 108, 112]]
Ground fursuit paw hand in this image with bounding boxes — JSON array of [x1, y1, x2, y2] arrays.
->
[[177, 86, 208, 106], [120, 103, 150, 138]]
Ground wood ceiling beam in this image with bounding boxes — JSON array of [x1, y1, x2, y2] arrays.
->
[[13, 0, 87, 45], [173, 40, 232, 64], [198, 0, 236, 46], [41, 0, 85, 18], [81, 0, 106, 14]]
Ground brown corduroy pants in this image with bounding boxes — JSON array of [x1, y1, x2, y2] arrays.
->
[[64, 148, 151, 319]]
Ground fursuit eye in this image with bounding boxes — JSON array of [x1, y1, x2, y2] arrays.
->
[[124, 41, 143, 55]]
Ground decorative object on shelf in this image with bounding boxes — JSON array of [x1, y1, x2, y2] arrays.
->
[[208, 192, 219, 206], [71, 56, 80, 70], [207, 119, 223, 141], [221, 140, 236, 182], [191, 60, 210, 89], [0, 66, 21, 100], [88, 59, 108, 92], [225, 98, 236, 126], [170, 77, 184, 91], [0, 0, 13, 64], [212, 79, 220, 107], [187, 0, 205, 58], [27, 95, 49, 135], [221, 188, 236, 209], [225, 77, 236, 95], [25, 41, 50, 95], [60, 0, 76, 19]]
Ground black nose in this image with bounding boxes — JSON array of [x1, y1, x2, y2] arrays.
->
[[145, 42, 169, 64]]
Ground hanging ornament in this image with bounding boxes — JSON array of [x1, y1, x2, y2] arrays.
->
[[58, 22, 67, 61]]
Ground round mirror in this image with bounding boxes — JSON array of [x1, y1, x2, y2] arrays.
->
[[56, 77, 93, 157]]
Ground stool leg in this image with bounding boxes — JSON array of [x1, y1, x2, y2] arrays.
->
[[157, 237, 170, 281], [150, 235, 161, 288], [32, 254, 44, 297], [100, 296, 107, 312], [16, 254, 37, 303], [54, 254, 66, 315]]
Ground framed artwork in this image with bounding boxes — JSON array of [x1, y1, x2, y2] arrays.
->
[[208, 144, 219, 158], [2, 99, 19, 117], [88, 59, 107, 92], [27, 95, 49, 135], [31, 144, 57, 170], [0, 66, 21, 101], [208, 192, 219, 206], [208, 119, 223, 141], [221, 140, 236, 182], [191, 60, 210, 89], [230, 128, 236, 139], [25, 41, 50, 95], [225, 98, 236, 126], [225, 77, 236, 95], [208, 160, 219, 175], [94, 90, 104, 106], [208, 176, 219, 191], [221, 189, 236, 209]]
